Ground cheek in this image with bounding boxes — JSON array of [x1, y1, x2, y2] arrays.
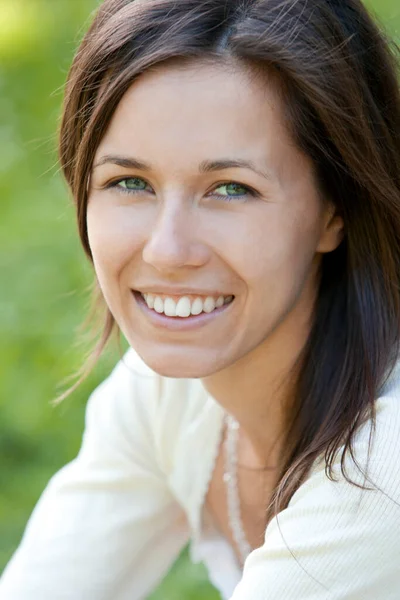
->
[[86, 201, 145, 293], [233, 206, 321, 293]]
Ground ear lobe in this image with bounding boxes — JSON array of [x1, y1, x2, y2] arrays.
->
[[316, 208, 345, 253]]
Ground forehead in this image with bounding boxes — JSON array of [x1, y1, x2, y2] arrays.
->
[[98, 61, 287, 147]]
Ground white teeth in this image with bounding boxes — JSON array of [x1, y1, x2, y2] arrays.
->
[[191, 298, 203, 316], [203, 296, 216, 313], [176, 297, 191, 317], [140, 292, 233, 317], [164, 297, 177, 317], [146, 293, 155, 309], [153, 297, 164, 314], [216, 296, 224, 308]]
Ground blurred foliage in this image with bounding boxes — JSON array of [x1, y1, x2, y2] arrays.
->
[[0, 0, 398, 598]]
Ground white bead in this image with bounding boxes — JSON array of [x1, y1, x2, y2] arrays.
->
[[223, 413, 252, 566]]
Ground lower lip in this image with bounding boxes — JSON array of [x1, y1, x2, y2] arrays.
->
[[132, 291, 235, 331]]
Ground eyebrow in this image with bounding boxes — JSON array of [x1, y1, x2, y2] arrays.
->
[[92, 154, 274, 182]]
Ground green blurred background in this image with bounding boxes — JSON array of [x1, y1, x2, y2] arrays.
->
[[0, 0, 399, 598]]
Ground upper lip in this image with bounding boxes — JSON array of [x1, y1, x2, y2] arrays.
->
[[133, 286, 233, 297]]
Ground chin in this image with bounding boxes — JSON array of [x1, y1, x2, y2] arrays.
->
[[146, 359, 214, 379], [134, 347, 225, 380], [153, 365, 203, 378]]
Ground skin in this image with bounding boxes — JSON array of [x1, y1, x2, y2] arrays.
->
[[88, 59, 344, 468]]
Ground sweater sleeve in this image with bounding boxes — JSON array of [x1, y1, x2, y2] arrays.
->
[[230, 395, 400, 600], [0, 350, 190, 600]]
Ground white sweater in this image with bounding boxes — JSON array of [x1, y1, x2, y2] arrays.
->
[[1, 347, 400, 599]]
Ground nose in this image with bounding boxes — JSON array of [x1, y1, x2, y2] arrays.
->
[[142, 201, 209, 272]]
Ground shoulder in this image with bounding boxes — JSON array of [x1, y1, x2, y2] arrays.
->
[[231, 366, 400, 599], [88, 347, 224, 530], [287, 364, 400, 528], [87, 346, 224, 473], [296, 361, 400, 502]]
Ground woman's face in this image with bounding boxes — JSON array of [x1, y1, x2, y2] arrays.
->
[[88, 60, 343, 378]]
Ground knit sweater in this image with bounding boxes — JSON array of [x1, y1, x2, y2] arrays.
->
[[1, 347, 400, 599]]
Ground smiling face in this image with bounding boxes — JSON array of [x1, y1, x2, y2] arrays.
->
[[87, 59, 343, 378]]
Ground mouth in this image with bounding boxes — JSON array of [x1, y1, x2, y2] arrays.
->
[[132, 290, 235, 331]]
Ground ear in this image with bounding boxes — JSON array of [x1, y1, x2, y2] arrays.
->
[[316, 203, 345, 253]]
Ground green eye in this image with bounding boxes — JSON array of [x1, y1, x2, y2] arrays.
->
[[215, 183, 248, 197], [212, 182, 255, 202], [106, 177, 151, 196], [118, 178, 147, 191]]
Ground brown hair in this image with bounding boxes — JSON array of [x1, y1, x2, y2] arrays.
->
[[58, 0, 400, 524]]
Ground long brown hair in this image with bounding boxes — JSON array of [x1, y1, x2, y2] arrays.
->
[[58, 0, 400, 522]]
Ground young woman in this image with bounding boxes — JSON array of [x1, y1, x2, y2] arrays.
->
[[1, 0, 400, 598]]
